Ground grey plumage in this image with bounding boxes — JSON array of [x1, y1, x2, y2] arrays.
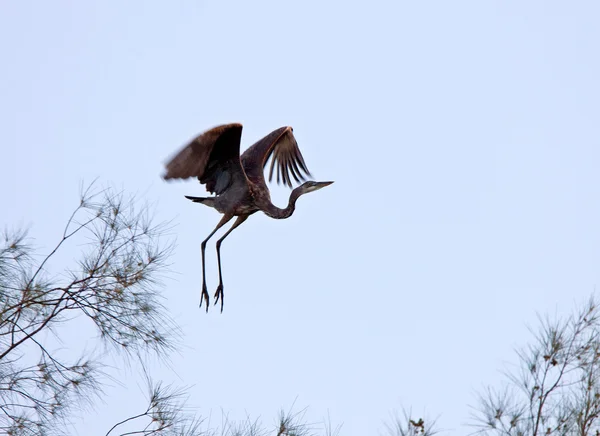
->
[[163, 123, 333, 312]]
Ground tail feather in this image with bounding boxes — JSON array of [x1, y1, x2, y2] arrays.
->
[[184, 195, 206, 202], [184, 195, 215, 208]]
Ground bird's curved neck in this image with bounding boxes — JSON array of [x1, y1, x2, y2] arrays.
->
[[262, 188, 302, 219]]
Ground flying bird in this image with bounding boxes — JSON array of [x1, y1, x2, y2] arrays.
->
[[162, 123, 333, 312]]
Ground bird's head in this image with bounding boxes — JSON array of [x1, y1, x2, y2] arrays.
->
[[296, 180, 334, 196]]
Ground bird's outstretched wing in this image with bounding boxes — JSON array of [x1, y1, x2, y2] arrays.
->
[[162, 123, 244, 195], [240, 126, 311, 188]]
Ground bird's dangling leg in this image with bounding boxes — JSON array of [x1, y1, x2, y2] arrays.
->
[[214, 215, 249, 312], [200, 214, 233, 312]]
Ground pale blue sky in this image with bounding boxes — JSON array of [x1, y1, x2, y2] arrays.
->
[[2, 1, 600, 434]]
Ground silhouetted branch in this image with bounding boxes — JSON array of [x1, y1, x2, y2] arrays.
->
[[105, 380, 204, 436], [471, 297, 600, 436], [211, 405, 340, 436], [384, 409, 438, 436], [0, 182, 180, 435]]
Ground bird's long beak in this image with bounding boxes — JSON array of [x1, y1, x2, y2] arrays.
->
[[314, 181, 334, 190]]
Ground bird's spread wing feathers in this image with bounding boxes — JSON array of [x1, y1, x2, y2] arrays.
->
[[240, 126, 311, 188], [162, 123, 244, 195]]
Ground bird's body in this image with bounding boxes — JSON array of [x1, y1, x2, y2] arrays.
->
[[162, 123, 333, 311], [186, 184, 259, 216]]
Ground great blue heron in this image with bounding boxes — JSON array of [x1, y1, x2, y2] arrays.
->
[[162, 123, 333, 312]]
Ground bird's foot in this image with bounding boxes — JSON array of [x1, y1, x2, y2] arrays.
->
[[214, 284, 224, 313], [199, 284, 210, 312]]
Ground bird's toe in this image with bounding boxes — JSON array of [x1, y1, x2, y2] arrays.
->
[[214, 285, 224, 312], [200, 286, 210, 312]]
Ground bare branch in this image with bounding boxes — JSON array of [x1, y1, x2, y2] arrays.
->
[[471, 297, 600, 436], [384, 409, 439, 436], [0, 182, 179, 434]]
